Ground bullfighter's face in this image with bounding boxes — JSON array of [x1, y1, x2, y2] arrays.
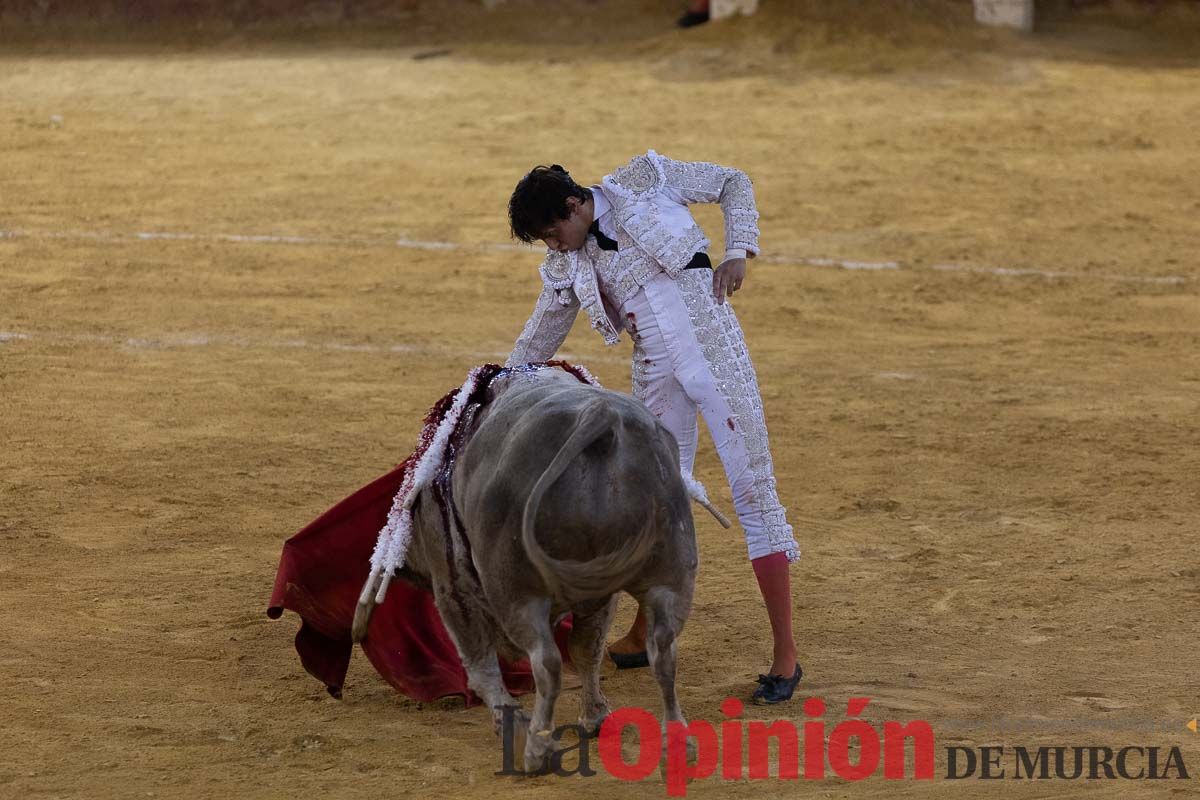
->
[[538, 195, 592, 254]]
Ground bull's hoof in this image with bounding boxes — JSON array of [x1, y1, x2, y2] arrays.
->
[[659, 733, 700, 779], [578, 709, 610, 738], [523, 729, 556, 775]]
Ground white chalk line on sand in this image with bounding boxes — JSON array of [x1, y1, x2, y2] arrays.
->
[[931, 263, 1187, 286], [1, 226, 896, 270], [0, 327, 628, 365], [3, 227, 1187, 285], [0, 227, 524, 253]]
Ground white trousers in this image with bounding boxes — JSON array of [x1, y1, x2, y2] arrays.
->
[[620, 270, 798, 562]]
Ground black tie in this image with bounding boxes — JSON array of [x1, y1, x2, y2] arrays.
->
[[588, 220, 618, 252]]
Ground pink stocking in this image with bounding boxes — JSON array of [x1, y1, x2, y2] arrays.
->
[[751, 551, 797, 676]]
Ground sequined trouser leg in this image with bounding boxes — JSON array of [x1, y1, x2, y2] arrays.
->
[[621, 271, 798, 562]]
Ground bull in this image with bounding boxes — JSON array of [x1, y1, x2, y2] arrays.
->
[[352, 367, 701, 772]]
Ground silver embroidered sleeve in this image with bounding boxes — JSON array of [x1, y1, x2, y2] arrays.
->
[[505, 287, 579, 367], [657, 154, 761, 256]]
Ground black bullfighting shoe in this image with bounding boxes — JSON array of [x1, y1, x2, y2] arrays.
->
[[677, 10, 710, 28], [752, 664, 803, 705], [607, 649, 650, 669]]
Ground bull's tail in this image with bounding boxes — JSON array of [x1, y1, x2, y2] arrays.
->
[[522, 399, 657, 604]]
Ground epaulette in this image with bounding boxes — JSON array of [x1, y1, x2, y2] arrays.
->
[[538, 250, 574, 291], [604, 150, 664, 200]]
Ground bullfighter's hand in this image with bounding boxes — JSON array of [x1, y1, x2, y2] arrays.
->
[[713, 257, 747, 305]]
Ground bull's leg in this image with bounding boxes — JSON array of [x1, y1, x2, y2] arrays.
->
[[431, 584, 523, 733], [643, 586, 687, 730], [568, 597, 617, 734], [502, 597, 561, 774], [643, 583, 701, 769], [465, 655, 528, 735]]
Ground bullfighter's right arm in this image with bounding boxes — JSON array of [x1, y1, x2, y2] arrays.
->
[[505, 253, 580, 366]]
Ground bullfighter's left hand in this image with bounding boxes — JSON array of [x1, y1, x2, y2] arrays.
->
[[713, 257, 747, 304]]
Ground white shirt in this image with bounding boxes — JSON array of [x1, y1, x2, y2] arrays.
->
[[590, 184, 615, 239]]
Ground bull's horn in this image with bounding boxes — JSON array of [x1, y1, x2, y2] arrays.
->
[[373, 571, 394, 605], [351, 568, 383, 643], [357, 567, 382, 606], [351, 598, 374, 644]]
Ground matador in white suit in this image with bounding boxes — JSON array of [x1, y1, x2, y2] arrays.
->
[[505, 151, 801, 703]]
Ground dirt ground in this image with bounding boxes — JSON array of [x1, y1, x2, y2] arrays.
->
[[2, 1, 1198, 797]]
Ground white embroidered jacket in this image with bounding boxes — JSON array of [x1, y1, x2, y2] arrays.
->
[[506, 150, 761, 366]]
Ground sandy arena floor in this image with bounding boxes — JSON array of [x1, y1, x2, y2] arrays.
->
[[2, 1, 1198, 797]]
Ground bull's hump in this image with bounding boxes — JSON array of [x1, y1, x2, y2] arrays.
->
[[505, 382, 606, 416]]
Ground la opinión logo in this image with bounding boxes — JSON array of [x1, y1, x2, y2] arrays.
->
[[497, 696, 935, 795], [496, 697, 1196, 794]]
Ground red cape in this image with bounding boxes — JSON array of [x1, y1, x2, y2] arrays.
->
[[267, 465, 570, 705]]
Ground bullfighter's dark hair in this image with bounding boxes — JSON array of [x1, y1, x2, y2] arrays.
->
[[508, 164, 591, 244]]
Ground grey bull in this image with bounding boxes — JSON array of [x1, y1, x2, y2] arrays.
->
[[352, 368, 701, 772]]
